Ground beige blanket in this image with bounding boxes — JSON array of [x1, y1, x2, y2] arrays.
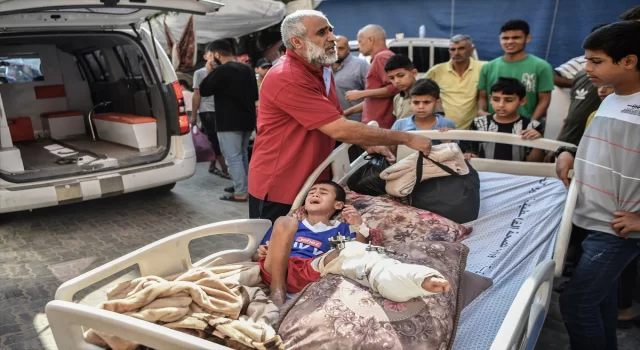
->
[[380, 143, 469, 197], [85, 262, 283, 350]]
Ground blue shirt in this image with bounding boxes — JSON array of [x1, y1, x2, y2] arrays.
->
[[260, 220, 354, 259], [391, 114, 457, 145]]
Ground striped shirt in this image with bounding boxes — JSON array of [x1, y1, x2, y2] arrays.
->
[[572, 91, 640, 238], [555, 56, 587, 80]]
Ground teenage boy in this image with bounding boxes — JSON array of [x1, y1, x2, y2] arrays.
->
[[464, 77, 543, 162], [385, 54, 418, 120], [556, 21, 640, 350], [477, 20, 554, 122], [391, 79, 456, 146]]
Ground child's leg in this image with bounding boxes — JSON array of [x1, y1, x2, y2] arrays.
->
[[263, 216, 298, 306], [318, 242, 450, 302]]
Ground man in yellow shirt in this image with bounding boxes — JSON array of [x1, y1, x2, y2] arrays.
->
[[424, 34, 486, 129]]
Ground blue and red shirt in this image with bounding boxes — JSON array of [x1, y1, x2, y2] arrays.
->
[[260, 220, 355, 259]]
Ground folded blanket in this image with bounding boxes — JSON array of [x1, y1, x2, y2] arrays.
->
[[380, 143, 469, 197], [85, 262, 283, 350]]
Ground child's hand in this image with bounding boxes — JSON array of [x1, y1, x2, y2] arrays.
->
[[257, 244, 269, 259], [611, 212, 640, 238], [342, 205, 363, 225], [520, 129, 542, 140], [439, 127, 452, 132], [464, 152, 477, 161]]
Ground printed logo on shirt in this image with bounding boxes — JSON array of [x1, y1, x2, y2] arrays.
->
[[521, 73, 537, 92], [621, 104, 640, 116], [575, 88, 588, 100], [296, 236, 322, 248]]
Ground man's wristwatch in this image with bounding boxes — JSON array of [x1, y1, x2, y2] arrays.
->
[[555, 146, 578, 159]]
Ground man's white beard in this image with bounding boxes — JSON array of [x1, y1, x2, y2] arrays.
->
[[304, 39, 338, 65]]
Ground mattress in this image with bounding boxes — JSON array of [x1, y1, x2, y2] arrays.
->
[[452, 171, 568, 350]]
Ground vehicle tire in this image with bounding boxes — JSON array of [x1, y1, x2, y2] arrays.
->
[[147, 182, 176, 193]]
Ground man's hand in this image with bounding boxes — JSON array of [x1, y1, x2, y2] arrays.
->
[[364, 146, 396, 163], [342, 205, 363, 226], [206, 59, 217, 73], [406, 134, 433, 156], [439, 127, 452, 132], [611, 212, 640, 238], [464, 152, 477, 161], [190, 116, 197, 125], [520, 129, 542, 140], [345, 90, 364, 102], [555, 151, 574, 187]]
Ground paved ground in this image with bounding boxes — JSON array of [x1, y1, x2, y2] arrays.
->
[[1, 163, 639, 349]]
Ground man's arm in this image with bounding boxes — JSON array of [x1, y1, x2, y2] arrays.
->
[[344, 102, 363, 117], [346, 86, 395, 102], [477, 90, 490, 116], [199, 65, 224, 97], [191, 89, 201, 124], [318, 117, 425, 148], [554, 73, 573, 88], [531, 91, 551, 121]]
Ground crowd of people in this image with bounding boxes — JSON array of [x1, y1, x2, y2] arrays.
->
[[186, 5, 640, 349]]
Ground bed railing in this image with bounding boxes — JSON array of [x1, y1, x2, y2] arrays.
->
[[489, 260, 555, 350], [291, 126, 578, 278]]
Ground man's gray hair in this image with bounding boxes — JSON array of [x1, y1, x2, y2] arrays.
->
[[281, 10, 329, 49], [451, 34, 473, 46]]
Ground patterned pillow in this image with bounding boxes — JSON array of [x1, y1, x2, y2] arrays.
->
[[289, 190, 471, 246], [276, 240, 468, 350]]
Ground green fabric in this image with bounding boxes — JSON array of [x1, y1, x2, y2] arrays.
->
[[477, 54, 554, 118]]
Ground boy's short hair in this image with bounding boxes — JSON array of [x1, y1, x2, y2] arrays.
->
[[206, 39, 233, 56], [620, 5, 640, 21], [179, 79, 190, 89], [500, 20, 530, 36], [409, 79, 440, 99], [583, 21, 640, 71], [384, 54, 415, 72], [490, 77, 526, 99], [314, 180, 346, 203]]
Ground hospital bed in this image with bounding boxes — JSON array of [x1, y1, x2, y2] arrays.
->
[[45, 129, 578, 350]]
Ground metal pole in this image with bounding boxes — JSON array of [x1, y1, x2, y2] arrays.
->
[[545, 0, 560, 61], [450, 0, 455, 38]]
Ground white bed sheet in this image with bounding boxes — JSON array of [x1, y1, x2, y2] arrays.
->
[[452, 171, 567, 350]]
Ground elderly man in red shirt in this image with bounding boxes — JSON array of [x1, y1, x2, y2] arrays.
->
[[248, 10, 433, 223], [344, 25, 399, 129]]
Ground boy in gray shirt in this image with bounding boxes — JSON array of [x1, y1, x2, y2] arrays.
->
[[556, 21, 640, 350], [192, 45, 229, 178]]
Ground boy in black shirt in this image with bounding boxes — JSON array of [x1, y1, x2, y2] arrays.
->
[[464, 77, 543, 161]]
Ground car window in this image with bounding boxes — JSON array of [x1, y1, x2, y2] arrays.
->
[[433, 47, 450, 67], [83, 50, 109, 82], [115, 45, 143, 78], [390, 46, 431, 73], [0, 54, 43, 84]]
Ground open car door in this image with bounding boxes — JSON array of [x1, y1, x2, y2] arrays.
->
[[0, 0, 223, 30]]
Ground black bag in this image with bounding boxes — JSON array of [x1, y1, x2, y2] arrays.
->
[[410, 152, 480, 224], [346, 154, 390, 196]]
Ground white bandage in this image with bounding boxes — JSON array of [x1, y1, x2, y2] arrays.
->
[[349, 222, 370, 238], [318, 242, 444, 302]]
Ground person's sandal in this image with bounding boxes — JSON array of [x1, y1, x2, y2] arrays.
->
[[224, 186, 235, 193], [209, 167, 231, 179], [220, 193, 247, 202]]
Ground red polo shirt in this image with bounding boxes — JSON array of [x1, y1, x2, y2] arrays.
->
[[248, 50, 343, 205], [361, 48, 399, 129]]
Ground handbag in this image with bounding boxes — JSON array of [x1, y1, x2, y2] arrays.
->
[[346, 154, 391, 196], [410, 152, 480, 224], [191, 125, 216, 163]]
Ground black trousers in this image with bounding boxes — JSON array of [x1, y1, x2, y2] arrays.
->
[[249, 194, 292, 224], [199, 112, 222, 156]]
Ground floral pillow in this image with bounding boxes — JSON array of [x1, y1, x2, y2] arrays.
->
[[289, 189, 471, 246]]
